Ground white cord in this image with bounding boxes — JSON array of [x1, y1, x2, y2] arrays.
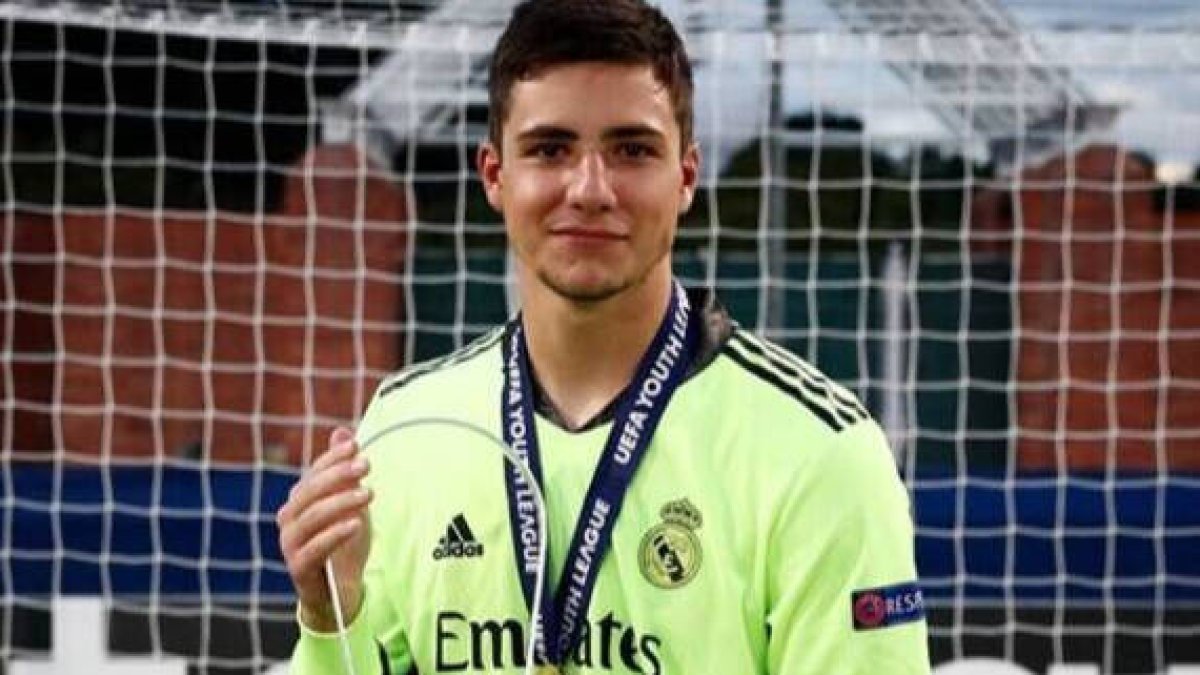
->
[[323, 558, 359, 675], [323, 417, 550, 675]]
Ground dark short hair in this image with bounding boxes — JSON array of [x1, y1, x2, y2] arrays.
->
[[487, 0, 694, 151]]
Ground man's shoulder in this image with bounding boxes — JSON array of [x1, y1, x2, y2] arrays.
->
[[373, 325, 506, 404], [712, 327, 871, 436]]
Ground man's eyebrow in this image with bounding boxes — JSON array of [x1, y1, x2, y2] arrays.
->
[[604, 125, 666, 141], [514, 125, 577, 142], [513, 125, 667, 143]]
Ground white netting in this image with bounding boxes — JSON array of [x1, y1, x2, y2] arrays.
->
[[2, 0, 1199, 672]]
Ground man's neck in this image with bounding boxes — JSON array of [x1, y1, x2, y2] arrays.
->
[[520, 267, 672, 431]]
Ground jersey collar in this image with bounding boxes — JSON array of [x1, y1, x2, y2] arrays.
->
[[507, 286, 735, 434]]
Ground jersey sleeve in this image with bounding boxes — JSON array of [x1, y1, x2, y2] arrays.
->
[[289, 385, 416, 675], [765, 418, 930, 674], [288, 572, 413, 675], [287, 495, 415, 675]]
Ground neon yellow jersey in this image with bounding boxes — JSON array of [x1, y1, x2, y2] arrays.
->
[[291, 298, 930, 674]]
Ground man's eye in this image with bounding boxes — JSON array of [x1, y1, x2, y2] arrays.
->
[[526, 143, 567, 159], [616, 142, 656, 159]]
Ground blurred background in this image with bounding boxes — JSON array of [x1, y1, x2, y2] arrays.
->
[[1, 0, 1198, 672]]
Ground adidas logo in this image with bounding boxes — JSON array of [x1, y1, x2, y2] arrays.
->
[[432, 514, 485, 560]]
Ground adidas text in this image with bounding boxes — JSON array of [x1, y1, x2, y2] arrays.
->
[[433, 514, 485, 560]]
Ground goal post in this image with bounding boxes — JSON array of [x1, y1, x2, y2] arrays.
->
[[2, 0, 1200, 672]]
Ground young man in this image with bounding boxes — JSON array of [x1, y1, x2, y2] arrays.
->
[[278, 1, 930, 672]]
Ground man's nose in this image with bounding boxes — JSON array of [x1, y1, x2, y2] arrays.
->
[[566, 151, 617, 213]]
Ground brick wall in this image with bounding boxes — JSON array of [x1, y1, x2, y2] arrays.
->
[[2, 144, 407, 465], [10, 141, 1196, 470], [2, 211, 56, 459], [974, 145, 1200, 471]]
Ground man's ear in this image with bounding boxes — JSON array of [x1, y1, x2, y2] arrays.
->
[[679, 142, 700, 214], [477, 142, 504, 213]]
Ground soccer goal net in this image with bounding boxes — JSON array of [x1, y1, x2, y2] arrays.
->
[[2, 0, 1198, 672]]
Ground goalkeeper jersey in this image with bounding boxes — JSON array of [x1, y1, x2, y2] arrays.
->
[[291, 289, 930, 675]]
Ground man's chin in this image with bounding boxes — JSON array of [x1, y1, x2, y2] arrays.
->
[[538, 271, 629, 305]]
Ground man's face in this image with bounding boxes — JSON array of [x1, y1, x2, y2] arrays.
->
[[478, 63, 699, 304]]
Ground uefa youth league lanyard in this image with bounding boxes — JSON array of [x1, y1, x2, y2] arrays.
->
[[500, 280, 698, 668]]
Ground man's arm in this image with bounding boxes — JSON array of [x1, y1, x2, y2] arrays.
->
[[766, 419, 930, 674], [281, 426, 415, 674], [289, 569, 414, 675]]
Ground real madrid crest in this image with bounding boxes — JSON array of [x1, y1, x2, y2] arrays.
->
[[639, 498, 703, 589]]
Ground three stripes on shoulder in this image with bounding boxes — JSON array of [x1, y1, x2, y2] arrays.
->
[[723, 331, 869, 433], [378, 327, 506, 399], [375, 325, 869, 434]]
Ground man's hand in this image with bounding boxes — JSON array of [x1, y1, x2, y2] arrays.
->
[[277, 426, 373, 632]]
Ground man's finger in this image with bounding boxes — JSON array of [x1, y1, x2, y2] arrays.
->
[[284, 452, 369, 521], [331, 426, 354, 446], [281, 486, 372, 554], [289, 518, 364, 585], [308, 426, 358, 474]]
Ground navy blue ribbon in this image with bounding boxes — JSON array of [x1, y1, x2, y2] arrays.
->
[[501, 281, 698, 666]]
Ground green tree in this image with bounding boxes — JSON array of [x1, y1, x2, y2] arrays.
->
[[682, 110, 993, 255]]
